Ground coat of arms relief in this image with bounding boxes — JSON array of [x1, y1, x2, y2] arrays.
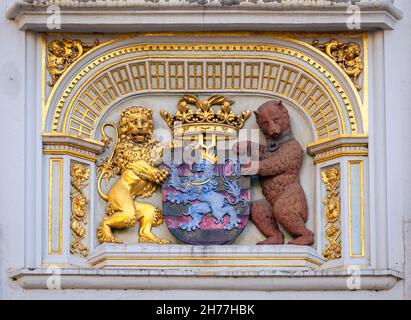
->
[[96, 95, 313, 246], [161, 95, 251, 245]]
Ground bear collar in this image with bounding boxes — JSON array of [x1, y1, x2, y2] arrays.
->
[[267, 131, 295, 152]]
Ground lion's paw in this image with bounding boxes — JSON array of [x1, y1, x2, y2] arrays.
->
[[139, 235, 171, 245], [224, 220, 240, 230], [179, 222, 200, 232], [97, 228, 123, 244]]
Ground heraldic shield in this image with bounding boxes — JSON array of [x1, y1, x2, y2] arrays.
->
[[163, 160, 250, 245], [161, 95, 251, 245]]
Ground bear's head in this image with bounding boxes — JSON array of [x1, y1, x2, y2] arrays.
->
[[254, 100, 291, 139]]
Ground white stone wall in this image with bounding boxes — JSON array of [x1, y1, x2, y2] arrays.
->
[[382, 0, 411, 300], [0, 0, 26, 300], [1, 0, 411, 299]]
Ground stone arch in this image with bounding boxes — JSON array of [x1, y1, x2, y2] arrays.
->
[[43, 35, 366, 144]]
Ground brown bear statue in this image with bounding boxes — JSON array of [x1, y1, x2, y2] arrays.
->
[[240, 100, 314, 246]]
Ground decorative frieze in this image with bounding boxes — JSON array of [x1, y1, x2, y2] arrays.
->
[[70, 163, 90, 257], [321, 167, 342, 261]]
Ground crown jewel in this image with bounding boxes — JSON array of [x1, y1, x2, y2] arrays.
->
[[161, 95, 251, 139]]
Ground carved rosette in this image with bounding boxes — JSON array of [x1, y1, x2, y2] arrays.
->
[[47, 38, 99, 87], [70, 163, 90, 257], [321, 167, 342, 261], [313, 39, 364, 91]]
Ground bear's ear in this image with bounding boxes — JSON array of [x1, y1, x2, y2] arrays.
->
[[279, 100, 284, 106], [254, 110, 259, 117]]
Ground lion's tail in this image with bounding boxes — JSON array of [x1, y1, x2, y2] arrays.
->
[[97, 172, 109, 202], [96, 122, 119, 202]]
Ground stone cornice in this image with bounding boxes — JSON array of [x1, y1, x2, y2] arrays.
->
[[42, 133, 106, 155], [7, 0, 404, 12], [307, 134, 368, 156], [9, 267, 403, 291], [6, 0, 403, 32], [306, 134, 368, 164]]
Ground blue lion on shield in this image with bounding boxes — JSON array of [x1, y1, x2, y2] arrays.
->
[[164, 159, 246, 232]]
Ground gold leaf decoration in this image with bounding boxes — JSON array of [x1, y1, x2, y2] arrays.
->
[[313, 39, 364, 91], [47, 38, 99, 87], [70, 163, 90, 257], [321, 167, 342, 261]]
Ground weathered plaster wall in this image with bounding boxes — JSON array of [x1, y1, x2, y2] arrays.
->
[[381, 0, 411, 300], [0, 0, 26, 300], [0, 0, 410, 300]]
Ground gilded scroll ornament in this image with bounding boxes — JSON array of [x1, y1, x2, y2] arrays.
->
[[321, 167, 342, 261], [70, 163, 90, 257], [47, 38, 99, 87], [313, 39, 364, 91], [97, 107, 170, 244]]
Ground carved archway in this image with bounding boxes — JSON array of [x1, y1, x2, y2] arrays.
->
[[41, 34, 369, 270], [43, 36, 366, 138]]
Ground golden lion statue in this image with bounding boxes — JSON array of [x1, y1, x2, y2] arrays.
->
[[97, 107, 170, 244]]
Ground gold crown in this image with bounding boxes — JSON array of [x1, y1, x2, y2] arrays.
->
[[161, 95, 251, 139]]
